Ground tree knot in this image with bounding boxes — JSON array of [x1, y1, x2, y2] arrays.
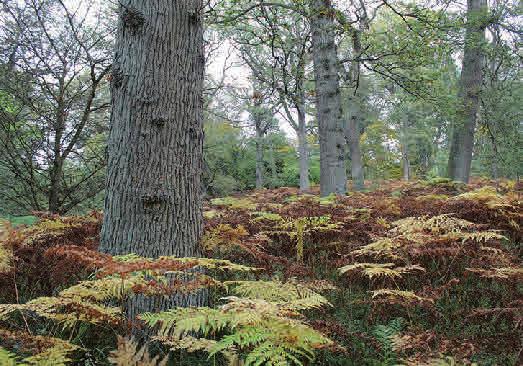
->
[[122, 6, 145, 33]]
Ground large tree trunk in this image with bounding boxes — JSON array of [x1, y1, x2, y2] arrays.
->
[[448, 0, 487, 183], [100, 0, 205, 314], [346, 29, 365, 191], [297, 98, 310, 192], [310, 0, 346, 196]]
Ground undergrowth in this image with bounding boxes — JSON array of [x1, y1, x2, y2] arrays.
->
[[0, 179, 521, 365]]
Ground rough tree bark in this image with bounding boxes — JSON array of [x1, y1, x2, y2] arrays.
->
[[296, 95, 310, 192], [448, 0, 488, 183], [310, 0, 346, 196], [100, 0, 205, 314], [345, 29, 365, 191], [280, 65, 310, 192], [295, 52, 310, 192]]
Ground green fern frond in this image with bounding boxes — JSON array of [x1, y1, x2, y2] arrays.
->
[[0, 347, 17, 366], [372, 317, 404, 355], [141, 306, 246, 337], [225, 280, 327, 302], [210, 196, 257, 210], [144, 295, 332, 366], [251, 211, 283, 222]]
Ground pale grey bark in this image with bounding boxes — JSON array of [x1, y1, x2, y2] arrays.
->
[[251, 94, 267, 190], [101, 0, 204, 256], [345, 29, 365, 191], [401, 145, 410, 181], [448, 0, 488, 183], [402, 158, 410, 181], [279, 68, 310, 192], [297, 98, 310, 191], [310, 0, 346, 196], [346, 105, 365, 189], [400, 112, 410, 181]]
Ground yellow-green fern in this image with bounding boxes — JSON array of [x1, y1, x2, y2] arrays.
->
[[108, 336, 167, 366], [339, 263, 425, 280], [140, 294, 332, 366]]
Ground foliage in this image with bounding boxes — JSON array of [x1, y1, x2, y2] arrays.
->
[[141, 291, 333, 366], [0, 213, 102, 303], [0, 330, 79, 366], [0, 180, 521, 365], [0, 347, 17, 366], [108, 336, 167, 366], [210, 197, 257, 210]]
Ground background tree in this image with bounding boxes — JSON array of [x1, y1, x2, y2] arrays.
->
[[0, 0, 112, 214], [310, 0, 347, 196], [230, 6, 313, 191], [448, 0, 488, 183], [474, 0, 521, 180]]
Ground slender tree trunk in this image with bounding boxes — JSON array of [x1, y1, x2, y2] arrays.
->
[[255, 123, 264, 189], [268, 139, 277, 188], [346, 29, 365, 191], [49, 82, 66, 213], [297, 99, 310, 191], [402, 147, 410, 181], [347, 112, 364, 190], [448, 0, 487, 183], [100, 0, 205, 314], [48, 158, 63, 213], [310, 0, 346, 196], [401, 113, 410, 181]]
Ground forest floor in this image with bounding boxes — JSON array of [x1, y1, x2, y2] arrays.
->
[[0, 178, 521, 365]]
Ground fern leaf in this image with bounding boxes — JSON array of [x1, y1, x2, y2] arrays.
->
[[108, 336, 167, 366], [0, 347, 17, 366]]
